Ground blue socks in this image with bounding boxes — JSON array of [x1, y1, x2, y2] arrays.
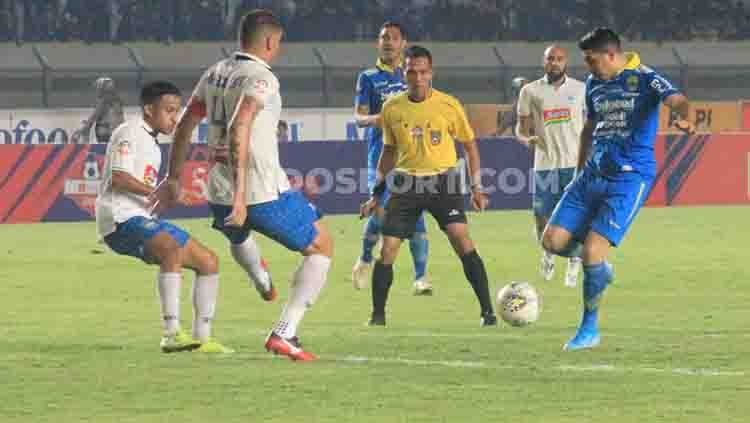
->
[[409, 215, 429, 280], [361, 215, 382, 263], [581, 261, 613, 330]]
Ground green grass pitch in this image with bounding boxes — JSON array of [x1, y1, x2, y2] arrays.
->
[[1, 206, 748, 422]]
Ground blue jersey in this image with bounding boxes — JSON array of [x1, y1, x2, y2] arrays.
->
[[585, 52, 679, 178], [354, 59, 407, 188]]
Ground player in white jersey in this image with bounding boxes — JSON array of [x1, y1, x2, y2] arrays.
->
[[516, 45, 586, 286], [96, 81, 232, 354], [158, 10, 333, 361]]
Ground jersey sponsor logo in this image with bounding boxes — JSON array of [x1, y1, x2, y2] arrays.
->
[[543, 108, 572, 126], [626, 75, 640, 92], [593, 98, 635, 114], [380, 89, 404, 104], [143, 165, 158, 186]]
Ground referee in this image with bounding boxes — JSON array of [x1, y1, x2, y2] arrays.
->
[[361, 45, 497, 327]]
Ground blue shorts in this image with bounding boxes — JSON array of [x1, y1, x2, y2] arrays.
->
[[533, 167, 576, 218], [548, 170, 652, 247], [210, 190, 322, 252], [103, 216, 190, 263]]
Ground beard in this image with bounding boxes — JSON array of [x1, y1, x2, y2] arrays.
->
[[546, 68, 566, 83]]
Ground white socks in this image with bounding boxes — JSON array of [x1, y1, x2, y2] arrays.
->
[[157, 272, 181, 335], [274, 255, 331, 339], [192, 273, 219, 342], [230, 236, 271, 290]]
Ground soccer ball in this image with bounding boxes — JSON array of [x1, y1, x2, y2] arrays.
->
[[496, 282, 541, 327]]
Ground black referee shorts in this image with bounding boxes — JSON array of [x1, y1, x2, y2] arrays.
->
[[382, 170, 468, 239]]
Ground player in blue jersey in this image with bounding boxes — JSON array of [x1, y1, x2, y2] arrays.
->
[[542, 28, 695, 351], [351, 22, 432, 296]]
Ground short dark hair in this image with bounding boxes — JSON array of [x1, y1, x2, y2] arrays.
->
[[239, 9, 283, 46], [140, 81, 181, 106], [380, 21, 406, 39], [578, 27, 621, 52], [404, 45, 432, 65]]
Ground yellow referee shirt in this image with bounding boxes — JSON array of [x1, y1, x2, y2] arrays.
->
[[382, 89, 475, 176]]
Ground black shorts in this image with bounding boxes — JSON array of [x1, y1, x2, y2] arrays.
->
[[382, 170, 467, 239]]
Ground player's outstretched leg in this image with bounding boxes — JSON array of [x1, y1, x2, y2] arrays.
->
[[564, 232, 613, 351], [353, 214, 381, 289], [230, 234, 276, 302], [266, 221, 333, 361], [182, 238, 233, 353], [409, 214, 431, 295]]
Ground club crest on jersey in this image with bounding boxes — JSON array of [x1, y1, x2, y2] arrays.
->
[[430, 130, 442, 145], [626, 75, 639, 92]]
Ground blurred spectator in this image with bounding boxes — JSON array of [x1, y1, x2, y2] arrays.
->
[[7, 0, 750, 44], [0, 0, 13, 42], [497, 76, 529, 136], [71, 77, 125, 144]]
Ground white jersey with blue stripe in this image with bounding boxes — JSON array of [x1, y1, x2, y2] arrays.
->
[[585, 52, 680, 178]]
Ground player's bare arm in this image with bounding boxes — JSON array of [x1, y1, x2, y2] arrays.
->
[[515, 115, 539, 147], [85, 100, 107, 130], [576, 119, 594, 172], [354, 104, 382, 128], [462, 139, 489, 211], [360, 144, 397, 219], [111, 170, 156, 197], [157, 95, 206, 208], [663, 93, 695, 134], [169, 96, 206, 180], [225, 95, 261, 227], [72, 100, 105, 143]]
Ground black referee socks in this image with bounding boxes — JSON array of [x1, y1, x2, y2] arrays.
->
[[460, 250, 494, 316], [372, 261, 394, 317]]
